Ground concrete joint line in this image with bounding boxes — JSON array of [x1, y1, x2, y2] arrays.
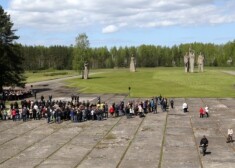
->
[[158, 112, 168, 168], [116, 116, 146, 168], [201, 98, 235, 152], [0, 121, 47, 152], [190, 116, 204, 168], [0, 121, 25, 133], [74, 117, 123, 168], [0, 121, 64, 165], [34, 122, 91, 168]]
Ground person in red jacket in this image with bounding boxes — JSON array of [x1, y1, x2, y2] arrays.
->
[[109, 105, 114, 117], [199, 107, 205, 118], [11, 109, 16, 121]]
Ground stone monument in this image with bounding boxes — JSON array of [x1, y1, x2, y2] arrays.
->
[[184, 52, 189, 73], [130, 55, 136, 72], [227, 57, 233, 65], [84, 62, 89, 79], [197, 52, 204, 72], [189, 47, 195, 73]]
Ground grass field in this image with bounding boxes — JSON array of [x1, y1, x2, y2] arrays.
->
[[25, 69, 78, 83], [65, 67, 235, 98]]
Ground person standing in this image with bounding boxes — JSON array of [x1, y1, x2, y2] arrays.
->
[[49, 94, 52, 102], [205, 105, 209, 117], [47, 107, 51, 123], [227, 128, 233, 143], [182, 102, 188, 112], [109, 105, 114, 117], [22, 107, 27, 122], [199, 107, 204, 118], [200, 135, 209, 156], [11, 109, 16, 121], [170, 99, 174, 109]]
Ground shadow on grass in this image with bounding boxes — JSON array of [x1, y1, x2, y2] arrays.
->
[[88, 76, 105, 79]]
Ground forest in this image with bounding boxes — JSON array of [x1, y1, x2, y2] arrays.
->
[[19, 40, 235, 71]]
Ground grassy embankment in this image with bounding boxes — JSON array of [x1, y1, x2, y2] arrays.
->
[[65, 67, 235, 98]]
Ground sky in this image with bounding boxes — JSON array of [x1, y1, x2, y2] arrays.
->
[[1, 0, 235, 47]]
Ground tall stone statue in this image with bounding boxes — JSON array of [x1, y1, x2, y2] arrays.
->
[[130, 55, 136, 72], [227, 57, 232, 65], [184, 52, 189, 73], [189, 47, 195, 73], [197, 52, 204, 72], [84, 62, 89, 79]]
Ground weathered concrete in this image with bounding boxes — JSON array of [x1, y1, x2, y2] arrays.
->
[[0, 97, 234, 168]]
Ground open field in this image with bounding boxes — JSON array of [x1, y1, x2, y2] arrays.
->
[[25, 69, 79, 83], [65, 67, 235, 98]]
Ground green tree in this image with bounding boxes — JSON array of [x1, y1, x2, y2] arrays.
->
[[0, 6, 25, 92], [72, 33, 90, 71]]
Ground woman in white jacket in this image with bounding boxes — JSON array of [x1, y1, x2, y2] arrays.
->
[[182, 102, 188, 112]]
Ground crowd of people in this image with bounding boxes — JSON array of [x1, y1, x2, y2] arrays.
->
[[1, 89, 32, 101], [0, 94, 233, 147], [0, 95, 172, 124]]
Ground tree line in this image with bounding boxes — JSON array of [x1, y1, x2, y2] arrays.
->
[[1, 4, 235, 93], [19, 40, 235, 71]]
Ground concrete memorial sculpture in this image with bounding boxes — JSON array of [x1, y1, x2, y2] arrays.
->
[[130, 55, 136, 72], [197, 52, 204, 72], [184, 52, 189, 73], [227, 57, 232, 65], [84, 62, 89, 79], [189, 48, 195, 73]]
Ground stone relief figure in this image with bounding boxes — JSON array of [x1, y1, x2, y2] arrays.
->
[[189, 47, 195, 73], [184, 52, 189, 73], [197, 52, 204, 72]]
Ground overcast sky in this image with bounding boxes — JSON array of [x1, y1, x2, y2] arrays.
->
[[1, 0, 235, 47]]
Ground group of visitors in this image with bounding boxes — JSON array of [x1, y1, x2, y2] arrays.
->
[[199, 105, 209, 118], [0, 89, 32, 101], [0, 95, 168, 123], [0, 94, 233, 147]]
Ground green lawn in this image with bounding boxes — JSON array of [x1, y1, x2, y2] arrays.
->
[[25, 69, 79, 83], [65, 67, 235, 98]]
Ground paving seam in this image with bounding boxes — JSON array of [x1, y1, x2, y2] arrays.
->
[[116, 116, 146, 168], [215, 121, 235, 151], [202, 98, 235, 152], [33, 122, 93, 168], [189, 116, 204, 168], [0, 121, 47, 147], [158, 111, 168, 168], [0, 120, 74, 165], [0, 121, 26, 133], [185, 97, 204, 168], [74, 117, 123, 168]]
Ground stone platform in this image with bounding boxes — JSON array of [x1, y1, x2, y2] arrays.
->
[[0, 96, 234, 168]]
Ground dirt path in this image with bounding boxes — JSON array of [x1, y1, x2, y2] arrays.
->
[[223, 71, 235, 76], [26, 73, 102, 100]]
